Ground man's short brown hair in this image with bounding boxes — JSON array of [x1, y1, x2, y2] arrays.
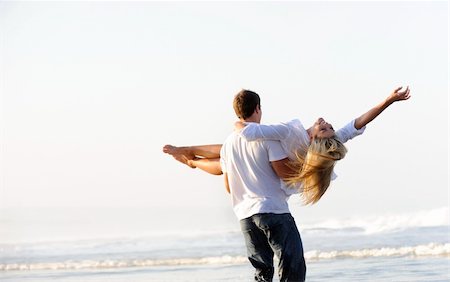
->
[[233, 89, 260, 120]]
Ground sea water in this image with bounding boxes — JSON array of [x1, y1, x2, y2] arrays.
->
[[0, 207, 449, 281]]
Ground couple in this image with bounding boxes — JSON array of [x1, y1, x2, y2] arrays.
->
[[164, 87, 411, 281]]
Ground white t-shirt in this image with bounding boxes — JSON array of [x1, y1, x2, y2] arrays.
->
[[220, 130, 291, 220], [239, 119, 366, 190]]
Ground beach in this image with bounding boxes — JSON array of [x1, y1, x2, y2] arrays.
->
[[1, 206, 449, 281], [1, 2, 448, 281]]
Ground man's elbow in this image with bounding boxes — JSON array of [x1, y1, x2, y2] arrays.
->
[[271, 158, 292, 179]]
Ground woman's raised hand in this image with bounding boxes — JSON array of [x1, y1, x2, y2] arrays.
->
[[389, 86, 411, 103]]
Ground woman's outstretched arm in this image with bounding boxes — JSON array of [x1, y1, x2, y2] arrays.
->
[[354, 86, 411, 130]]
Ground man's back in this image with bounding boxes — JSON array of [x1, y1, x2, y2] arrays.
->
[[220, 129, 290, 220]]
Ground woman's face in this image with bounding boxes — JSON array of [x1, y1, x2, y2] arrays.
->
[[311, 117, 335, 139]]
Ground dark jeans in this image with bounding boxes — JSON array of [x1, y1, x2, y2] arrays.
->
[[240, 213, 306, 282]]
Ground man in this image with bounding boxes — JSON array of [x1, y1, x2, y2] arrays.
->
[[220, 89, 306, 282]]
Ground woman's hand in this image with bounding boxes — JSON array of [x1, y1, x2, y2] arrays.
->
[[354, 86, 412, 129], [388, 86, 411, 103]]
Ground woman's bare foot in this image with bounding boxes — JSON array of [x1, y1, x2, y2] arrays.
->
[[163, 145, 197, 168], [172, 153, 196, 169], [163, 145, 193, 156], [163, 144, 177, 154]]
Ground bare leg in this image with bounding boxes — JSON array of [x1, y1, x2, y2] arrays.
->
[[171, 153, 197, 168], [189, 158, 222, 175], [163, 144, 223, 174], [163, 144, 222, 159]]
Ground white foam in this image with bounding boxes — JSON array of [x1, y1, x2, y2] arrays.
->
[[303, 207, 450, 234], [0, 255, 248, 271], [1, 243, 449, 271], [305, 243, 450, 260]]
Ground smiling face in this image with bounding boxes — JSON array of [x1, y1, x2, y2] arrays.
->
[[310, 117, 335, 139]]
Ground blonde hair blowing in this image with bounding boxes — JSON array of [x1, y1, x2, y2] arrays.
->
[[286, 137, 347, 205]]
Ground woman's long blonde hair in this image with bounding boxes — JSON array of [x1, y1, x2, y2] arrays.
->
[[286, 137, 347, 205]]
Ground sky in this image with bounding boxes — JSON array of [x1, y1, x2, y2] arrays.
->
[[0, 1, 448, 223]]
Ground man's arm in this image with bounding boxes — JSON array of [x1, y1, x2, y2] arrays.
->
[[271, 158, 294, 180], [354, 86, 411, 130]]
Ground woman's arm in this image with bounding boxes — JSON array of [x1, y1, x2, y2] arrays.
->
[[236, 122, 291, 141], [354, 86, 411, 130]]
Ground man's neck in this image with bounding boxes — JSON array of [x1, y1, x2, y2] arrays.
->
[[243, 118, 260, 123]]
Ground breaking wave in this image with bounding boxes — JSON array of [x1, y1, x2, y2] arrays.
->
[[1, 243, 448, 271], [302, 207, 450, 234]]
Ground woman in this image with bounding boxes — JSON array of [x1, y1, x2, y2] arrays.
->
[[163, 86, 411, 204]]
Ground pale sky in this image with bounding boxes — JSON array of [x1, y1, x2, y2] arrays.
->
[[0, 1, 448, 221]]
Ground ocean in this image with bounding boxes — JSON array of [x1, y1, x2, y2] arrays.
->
[[0, 206, 449, 281]]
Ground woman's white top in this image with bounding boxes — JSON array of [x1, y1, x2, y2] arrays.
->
[[239, 119, 366, 192]]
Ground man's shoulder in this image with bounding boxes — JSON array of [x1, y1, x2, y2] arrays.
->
[[221, 132, 242, 152], [223, 131, 274, 149], [223, 131, 239, 143]]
